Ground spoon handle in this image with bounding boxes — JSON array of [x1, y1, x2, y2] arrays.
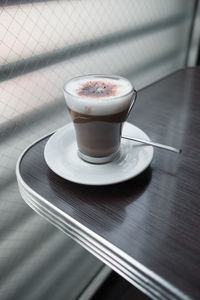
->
[[122, 136, 182, 154]]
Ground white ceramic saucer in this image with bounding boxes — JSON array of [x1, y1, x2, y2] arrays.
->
[[44, 122, 153, 185]]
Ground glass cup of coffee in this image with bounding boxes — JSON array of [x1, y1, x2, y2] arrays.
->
[[63, 74, 137, 164]]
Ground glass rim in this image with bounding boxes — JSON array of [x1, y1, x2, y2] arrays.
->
[[63, 74, 136, 100]]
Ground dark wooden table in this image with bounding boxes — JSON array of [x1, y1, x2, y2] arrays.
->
[[16, 67, 200, 300]]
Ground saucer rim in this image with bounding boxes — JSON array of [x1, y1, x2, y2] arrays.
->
[[44, 122, 154, 186]]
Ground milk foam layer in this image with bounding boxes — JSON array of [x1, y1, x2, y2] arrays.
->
[[64, 75, 134, 115]]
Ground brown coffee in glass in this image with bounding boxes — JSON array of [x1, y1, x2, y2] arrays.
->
[[63, 75, 137, 163]]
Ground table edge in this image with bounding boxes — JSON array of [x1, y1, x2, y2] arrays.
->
[[15, 126, 190, 300]]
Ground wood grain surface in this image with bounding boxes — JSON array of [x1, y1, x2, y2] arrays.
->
[[19, 67, 200, 299]]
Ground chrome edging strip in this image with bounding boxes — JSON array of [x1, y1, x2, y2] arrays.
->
[[19, 186, 161, 300], [16, 133, 189, 300]]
